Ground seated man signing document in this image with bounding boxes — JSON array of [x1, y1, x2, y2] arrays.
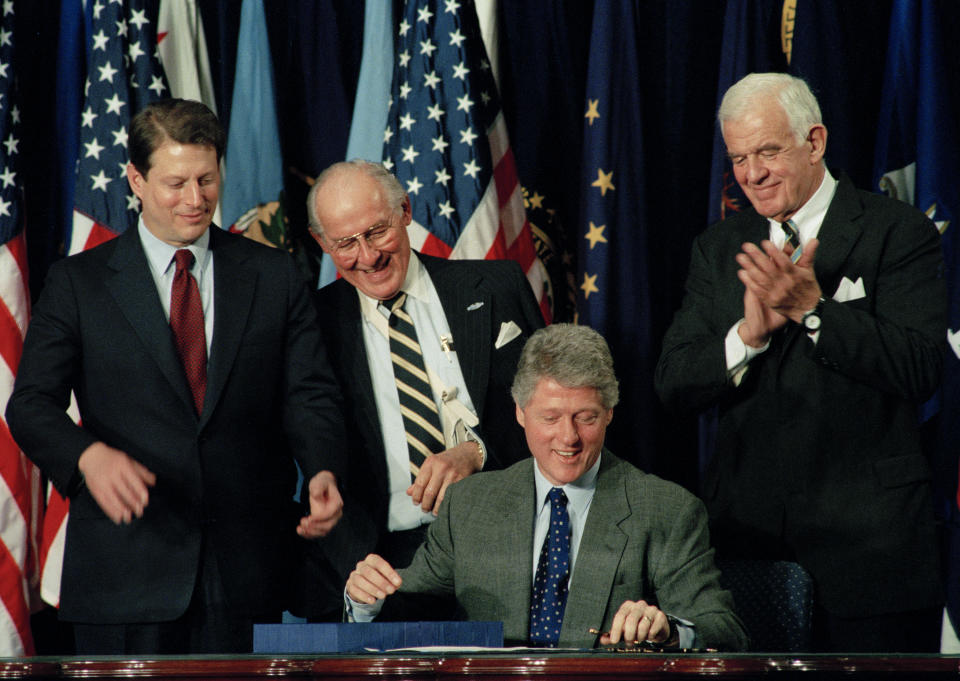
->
[[346, 324, 748, 650]]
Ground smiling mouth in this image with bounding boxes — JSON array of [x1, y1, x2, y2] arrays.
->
[[555, 450, 578, 458]]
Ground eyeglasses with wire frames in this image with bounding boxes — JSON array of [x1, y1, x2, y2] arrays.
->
[[326, 219, 400, 258]]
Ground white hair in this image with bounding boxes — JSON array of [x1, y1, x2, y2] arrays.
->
[[306, 160, 407, 236], [718, 72, 822, 144]]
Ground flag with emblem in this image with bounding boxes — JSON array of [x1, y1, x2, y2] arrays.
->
[[156, 0, 216, 108], [576, 0, 656, 469], [0, 1, 40, 656], [871, 0, 960, 644], [221, 0, 286, 248], [43, 0, 169, 610], [381, 0, 549, 321], [706, 0, 783, 225], [699, 0, 783, 474]]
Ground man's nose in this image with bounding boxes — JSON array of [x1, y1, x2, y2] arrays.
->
[[558, 417, 580, 445], [183, 181, 202, 206], [744, 156, 768, 183], [355, 236, 380, 264]]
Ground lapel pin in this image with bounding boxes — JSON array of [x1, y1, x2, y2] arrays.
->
[[467, 301, 484, 311]]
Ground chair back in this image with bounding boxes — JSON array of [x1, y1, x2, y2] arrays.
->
[[716, 559, 814, 652]]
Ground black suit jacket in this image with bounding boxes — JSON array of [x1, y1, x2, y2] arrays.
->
[[655, 173, 946, 618], [6, 226, 344, 623], [297, 253, 544, 618]]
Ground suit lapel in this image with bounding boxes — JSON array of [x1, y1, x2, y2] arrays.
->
[[780, 174, 864, 357], [106, 229, 196, 414], [810, 174, 864, 299], [323, 280, 391, 497], [339, 285, 381, 436], [203, 229, 256, 425], [421, 255, 492, 417], [560, 454, 630, 642], [492, 461, 536, 639]]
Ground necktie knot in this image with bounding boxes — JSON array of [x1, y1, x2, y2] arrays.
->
[[384, 291, 407, 316], [174, 249, 195, 272], [548, 487, 568, 508]]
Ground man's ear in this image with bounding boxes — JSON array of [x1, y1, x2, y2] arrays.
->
[[310, 229, 329, 253], [807, 124, 827, 164], [515, 402, 525, 428], [126, 163, 145, 199]]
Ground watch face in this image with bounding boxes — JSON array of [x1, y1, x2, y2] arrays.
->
[[803, 314, 822, 332]]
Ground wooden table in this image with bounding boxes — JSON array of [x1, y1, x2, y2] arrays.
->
[[3, 653, 960, 680]]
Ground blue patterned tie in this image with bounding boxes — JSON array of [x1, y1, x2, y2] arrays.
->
[[780, 219, 802, 264], [529, 487, 571, 647]]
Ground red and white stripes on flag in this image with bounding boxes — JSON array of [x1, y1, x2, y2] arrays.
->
[[383, 0, 550, 321], [0, 0, 41, 655], [0, 232, 40, 657], [41, 0, 170, 611]]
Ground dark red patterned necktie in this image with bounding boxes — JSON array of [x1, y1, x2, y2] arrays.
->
[[170, 249, 207, 415]]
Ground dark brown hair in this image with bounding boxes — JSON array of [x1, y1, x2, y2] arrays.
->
[[129, 99, 225, 177]]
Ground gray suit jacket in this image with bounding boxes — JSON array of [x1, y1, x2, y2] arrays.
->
[[383, 451, 748, 651]]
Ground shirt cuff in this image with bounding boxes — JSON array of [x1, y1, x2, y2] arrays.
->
[[344, 589, 384, 623], [725, 320, 769, 385], [669, 615, 697, 649]]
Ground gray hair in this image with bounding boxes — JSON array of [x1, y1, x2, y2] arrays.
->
[[511, 324, 619, 409], [718, 72, 822, 145], [306, 160, 407, 237]]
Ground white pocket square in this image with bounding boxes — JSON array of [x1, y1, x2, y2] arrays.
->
[[832, 276, 866, 303], [495, 321, 522, 349]]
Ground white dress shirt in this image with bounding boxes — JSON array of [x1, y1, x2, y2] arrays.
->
[[358, 253, 479, 531], [138, 217, 214, 356], [725, 168, 839, 376]]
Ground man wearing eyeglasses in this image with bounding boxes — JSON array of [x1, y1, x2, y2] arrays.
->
[[293, 160, 544, 621]]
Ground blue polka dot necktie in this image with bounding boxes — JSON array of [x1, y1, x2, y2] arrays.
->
[[529, 487, 571, 647]]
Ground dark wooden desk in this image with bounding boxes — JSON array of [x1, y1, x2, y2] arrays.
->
[[2, 654, 960, 680]]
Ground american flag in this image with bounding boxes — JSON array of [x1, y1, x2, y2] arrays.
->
[[0, 0, 41, 657], [40, 0, 169, 609], [382, 0, 550, 320], [70, 0, 168, 251]]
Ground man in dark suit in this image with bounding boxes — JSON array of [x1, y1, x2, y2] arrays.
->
[[6, 99, 345, 654], [655, 73, 947, 652], [297, 160, 544, 620], [347, 324, 748, 651]]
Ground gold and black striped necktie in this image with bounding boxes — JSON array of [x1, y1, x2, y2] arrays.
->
[[385, 292, 445, 480]]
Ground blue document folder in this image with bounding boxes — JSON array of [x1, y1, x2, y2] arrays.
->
[[253, 621, 504, 653]]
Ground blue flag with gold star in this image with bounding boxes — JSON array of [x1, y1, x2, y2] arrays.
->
[[700, 0, 782, 475], [577, 0, 655, 468], [871, 0, 960, 641], [706, 0, 782, 225]]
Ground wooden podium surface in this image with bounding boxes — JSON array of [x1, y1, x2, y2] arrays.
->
[[2, 653, 960, 680]]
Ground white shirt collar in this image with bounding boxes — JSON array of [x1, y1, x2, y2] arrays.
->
[[138, 216, 211, 278], [533, 452, 602, 516], [768, 166, 837, 242], [357, 249, 427, 317]]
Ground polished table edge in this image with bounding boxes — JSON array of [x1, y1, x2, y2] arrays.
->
[[2, 654, 960, 678]]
